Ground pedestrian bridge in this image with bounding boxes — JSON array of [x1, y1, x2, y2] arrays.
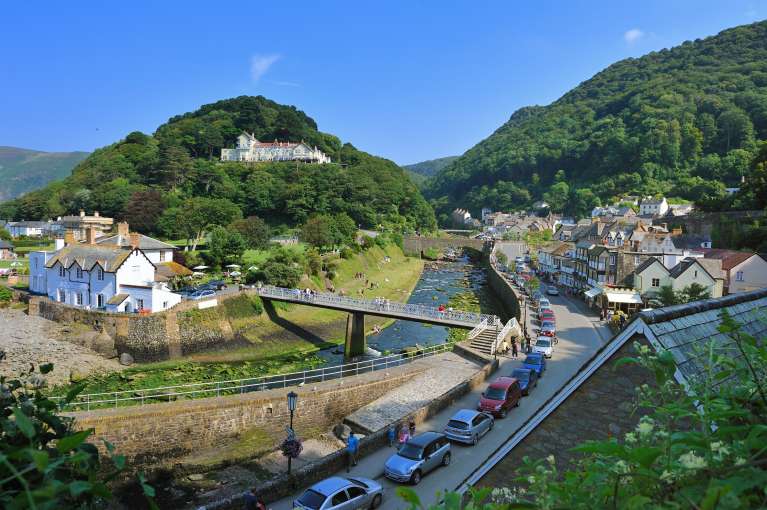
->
[[256, 286, 498, 358]]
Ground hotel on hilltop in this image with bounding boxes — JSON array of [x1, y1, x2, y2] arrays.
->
[[220, 132, 331, 164]]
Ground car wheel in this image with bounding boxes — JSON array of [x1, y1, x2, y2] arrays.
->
[[370, 494, 382, 509], [411, 470, 422, 485], [515, 399, 520, 407], [442, 452, 451, 466], [472, 434, 479, 445]]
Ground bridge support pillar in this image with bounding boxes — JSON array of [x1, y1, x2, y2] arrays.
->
[[344, 312, 366, 360]]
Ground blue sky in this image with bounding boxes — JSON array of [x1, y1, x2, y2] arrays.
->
[[1, 1, 765, 165]]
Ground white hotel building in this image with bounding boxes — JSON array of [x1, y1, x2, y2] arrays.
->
[[221, 132, 331, 164]]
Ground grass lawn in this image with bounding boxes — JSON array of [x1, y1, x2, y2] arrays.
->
[[0, 259, 28, 269], [13, 244, 53, 255]]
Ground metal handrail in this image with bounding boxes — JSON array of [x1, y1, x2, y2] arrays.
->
[[52, 343, 454, 411], [467, 318, 488, 340], [492, 318, 517, 355], [257, 286, 498, 326]]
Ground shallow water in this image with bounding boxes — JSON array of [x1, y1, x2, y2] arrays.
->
[[317, 256, 487, 363]]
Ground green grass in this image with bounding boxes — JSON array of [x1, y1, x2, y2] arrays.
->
[[13, 244, 53, 255], [0, 259, 28, 269]]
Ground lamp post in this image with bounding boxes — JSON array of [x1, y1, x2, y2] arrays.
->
[[287, 391, 298, 475]]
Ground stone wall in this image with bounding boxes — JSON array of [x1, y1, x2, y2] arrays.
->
[[486, 260, 521, 321], [69, 363, 426, 467], [476, 336, 655, 488]]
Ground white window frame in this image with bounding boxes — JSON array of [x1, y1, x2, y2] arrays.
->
[[136, 298, 144, 310], [651, 278, 660, 288], [97, 294, 104, 308], [76, 292, 83, 306], [736, 270, 744, 282], [97, 267, 104, 281], [59, 265, 66, 277], [76, 267, 83, 279]]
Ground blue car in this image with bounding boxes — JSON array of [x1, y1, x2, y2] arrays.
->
[[510, 368, 538, 395], [522, 353, 546, 377]]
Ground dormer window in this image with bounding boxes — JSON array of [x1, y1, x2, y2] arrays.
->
[[76, 267, 83, 279], [97, 267, 104, 281], [59, 265, 66, 277]]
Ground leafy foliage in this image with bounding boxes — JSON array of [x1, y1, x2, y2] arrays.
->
[[428, 21, 767, 218], [0, 96, 436, 235]]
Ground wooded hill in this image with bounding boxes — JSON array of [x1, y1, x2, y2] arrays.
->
[[0, 96, 436, 234], [427, 20, 767, 222], [0, 147, 89, 201]]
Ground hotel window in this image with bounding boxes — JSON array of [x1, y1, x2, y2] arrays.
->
[[76, 292, 83, 305], [651, 278, 660, 288], [97, 294, 105, 308], [136, 299, 144, 310], [634, 256, 641, 265], [736, 270, 744, 281], [59, 265, 66, 277], [58, 289, 65, 302], [76, 267, 83, 279], [160, 251, 166, 262], [97, 268, 104, 281]]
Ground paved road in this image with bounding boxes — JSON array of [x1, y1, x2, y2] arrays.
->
[[271, 286, 611, 510], [495, 241, 527, 263]]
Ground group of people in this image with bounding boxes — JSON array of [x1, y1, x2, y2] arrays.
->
[[385, 420, 416, 448], [373, 296, 391, 311]]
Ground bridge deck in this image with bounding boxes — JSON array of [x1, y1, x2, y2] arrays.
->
[[257, 286, 496, 329]]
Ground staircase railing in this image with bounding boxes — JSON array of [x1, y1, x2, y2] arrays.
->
[[467, 318, 488, 340], [491, 318, 518, 356]]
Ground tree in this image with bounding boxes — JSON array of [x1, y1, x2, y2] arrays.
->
[[542, 182, 569, 212], [208, 226, 247, 268], [677, 282, 710, 303], [158, 197, 241, 250], [657, 285, 678, 306], [300, 215, 336, 250], [231, 216, 271, 250], [122, 189, 165, 234]]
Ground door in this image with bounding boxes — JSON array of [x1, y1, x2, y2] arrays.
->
[[422, 442, 438, 473], [475, 414, 491, 436], [345, 486, 368, 509], [327, 489, 350, 510]]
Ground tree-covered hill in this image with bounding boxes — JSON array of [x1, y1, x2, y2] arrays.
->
[[0, 96, 436, 233], [404, 156, 459, 177], [427, 20, 767, 222], [0, 147, 89, 201]]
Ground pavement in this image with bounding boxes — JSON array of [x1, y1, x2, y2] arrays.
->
[[269, 282, 612, 510]]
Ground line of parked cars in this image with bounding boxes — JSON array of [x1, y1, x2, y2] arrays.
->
[[179, 279, 228, 300]]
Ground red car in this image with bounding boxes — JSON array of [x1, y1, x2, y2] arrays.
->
[[478, 377, 522, 418], [539, 310, 555, 321]]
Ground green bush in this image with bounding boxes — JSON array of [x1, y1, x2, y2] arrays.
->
[[340, 247, 355, 259], [0, 286, 12, 302], [250, 295, 264, 315]]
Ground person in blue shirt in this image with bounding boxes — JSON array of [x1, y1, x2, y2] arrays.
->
[[346, 432, 359, 472], [387, 424, 396, 447]]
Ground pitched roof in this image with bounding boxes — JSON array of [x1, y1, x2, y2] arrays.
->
[[634, 257, 665, 275], [45, 245, 135, 272], [668, 257, 722, 280], [702, 249, 757, 271], [154, 261, 193, 281], [107, 293, 129, 305], [96, 233, 176, 251], [0, 240, 14, 249]]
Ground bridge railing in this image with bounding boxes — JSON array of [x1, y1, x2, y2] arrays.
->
[[257, 285, 498, 326], [467, 318, 488, 340], [51, 343, 454, 412], [491, 318, 517, 356]]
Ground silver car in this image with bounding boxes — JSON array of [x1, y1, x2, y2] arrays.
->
[[384, 432, 451, 485], [293, 476, 383, 510], [444, 409, 494, 445]]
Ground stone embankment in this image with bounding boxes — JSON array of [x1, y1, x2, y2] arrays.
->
[[0, 308, 122, 386]]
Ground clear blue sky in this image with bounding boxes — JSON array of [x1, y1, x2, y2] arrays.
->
[[1, 1, 765, 165]]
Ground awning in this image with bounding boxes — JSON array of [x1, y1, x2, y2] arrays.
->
[[605, 291, 643, 304], [584, 287, 602, 298]]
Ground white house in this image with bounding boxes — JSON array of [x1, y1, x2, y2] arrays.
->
[[633, 257, 724, 299], [221, 132, 331, 164], [702, 250, 767, 294], [96, 222, 175, 264], [28, 230, 181, 313], [4, 220, 55, 238], [639, 197, 669, 217]]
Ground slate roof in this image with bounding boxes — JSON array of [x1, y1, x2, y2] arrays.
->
[[702, 250, 758, 271], [107, 293, 129, 305], [634, 257, 665, 275], [45, 245, 135, 272], [97, 234, 176, 251], [154, 261, 193, 281], [0, 240, 14, 249]]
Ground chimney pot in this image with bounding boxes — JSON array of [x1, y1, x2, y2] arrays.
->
[[94, 211, 100, 217], [80, 210, 85, 217], [130, 233, 141, 249]]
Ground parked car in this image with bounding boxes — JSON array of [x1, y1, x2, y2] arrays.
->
[[524, 254, 531, 263], [522, 353, 547, 376], [478, 377, 522, 418], [293, 476, 383, 510], [537, 297, 551, 309], [533, 336, 554, 358], [540, 321, 556, 337], [515, 256, 524, 265], [539, 310, 555, 322], [190, 289, 216, 300], [546, 286, 559, 296], [207, 279, 228, 290], [531, 291, 542, 303], [510, 368, 538, 395], [384, 432, 451, 485], [444, 409, 494, 445]]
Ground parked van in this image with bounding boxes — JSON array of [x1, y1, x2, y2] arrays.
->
[[477, 377, 522, 418]]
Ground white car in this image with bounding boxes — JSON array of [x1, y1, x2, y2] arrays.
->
[[190, 289, 216, 300], [546, 287, 560, 296], [533, 336, 554, 358], [538, 297, 551, 310]]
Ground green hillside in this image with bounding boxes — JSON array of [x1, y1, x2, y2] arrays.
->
[[0, 96, 436, 233], [428, 20, 767, 222], [404, 156, 459, 177], [0, 147, 89, 201]]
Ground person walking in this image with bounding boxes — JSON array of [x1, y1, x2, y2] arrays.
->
[[408, 420, 416, 438], [346, 432, 359, 472], [511, 340, 519, 359], [387, 424, 396, 447], [243, 488, 266, 510], [398, 422, 411, 447]]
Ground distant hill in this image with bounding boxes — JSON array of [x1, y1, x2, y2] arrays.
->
[[427, 20, 767, 221], [404, 156, 459, 178], [0, 147, 89, 201]]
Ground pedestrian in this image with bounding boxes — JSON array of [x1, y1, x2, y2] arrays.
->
[[398, 422, 410, 446], [346, 432, 359, 472], [387, 424, 396, 447], [409, 420, 416, 437], [620, 314, 626, 329], [511, 340, 519, 358], [243, 488, 266, 510]]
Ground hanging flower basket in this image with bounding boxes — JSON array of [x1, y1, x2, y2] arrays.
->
[[281, 437, 303, 459]]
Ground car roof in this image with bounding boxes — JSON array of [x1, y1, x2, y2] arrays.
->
[[449, 409, 480, 422], [525, 353, 544, 360], [536, 336, 551, 342], [489, 376, 518, 389], [408, 431, 444, 447], [511, 367, 532, 375], [310, 476, 352, 495]]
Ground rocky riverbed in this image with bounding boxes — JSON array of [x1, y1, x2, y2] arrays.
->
[[0, 307, 122, 386]]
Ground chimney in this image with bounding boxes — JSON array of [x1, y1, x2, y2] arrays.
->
[[79, 210, 85, 217], [117, 222, 130, 237], [94, 211, 100, 217], [130, 233, 141, 249], [86, 226, 98, 245], [64, 230, 75, 246]]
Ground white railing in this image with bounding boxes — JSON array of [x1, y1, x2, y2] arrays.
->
[[258, 286, 498, 326], [491, 318, 517, 355], [52, 343, 454, 411], [467, 318, 488, 340]]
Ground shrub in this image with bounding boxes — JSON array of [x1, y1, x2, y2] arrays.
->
[[250, 295, 264, 315], [340, 247, 355, 259], [0, 286, 12, 302]]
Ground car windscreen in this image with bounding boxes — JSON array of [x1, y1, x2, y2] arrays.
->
[[447, 419, 469, 430], [524, 356, 542, 365], [348, 477, 368, 489], [398, 443, 424, 460], [297, 489, 326, 510], [536, 339, 551, 347], [511, 370, 529, 381], [484, 387, 507, 400]]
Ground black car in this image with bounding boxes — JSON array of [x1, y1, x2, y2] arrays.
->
[[511, 368, 538, 395], [207, 279, 228, 290]]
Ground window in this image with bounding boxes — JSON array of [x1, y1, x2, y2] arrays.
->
[[634, 256, 641, 265], [651, 278, 660, 288], [76, 292, 83, 305], [162, 301, 168, 309], [736, 270, 744, 281], [694, 270, 698, 278], [136, 298, 144, 310], [76, 267, 83, 279], [58, 289, 65, 302], [97, 267, 104, 281], [159, 251, 166, 262], [97, 294, 104, 308], [347, 487, 366, 499], [331, 490, 349, 507], [609, 254, 617, 265], [59, 265, 66, 277]]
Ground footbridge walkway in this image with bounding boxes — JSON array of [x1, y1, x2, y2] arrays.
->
[[256, 286, 499, 358]]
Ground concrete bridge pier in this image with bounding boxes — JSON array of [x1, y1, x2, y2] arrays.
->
[[344, 312, 366, 359]]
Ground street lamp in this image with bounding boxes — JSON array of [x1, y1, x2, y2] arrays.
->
[[287, 391, 298, 474]]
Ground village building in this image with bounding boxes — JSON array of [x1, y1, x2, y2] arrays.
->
[[4, 220, 56, 238], [638, 196, 669, 217], [221, 132, 331, 164], [632, 256, 724, 300], [59, 211, 114, 241], [701, 249, 767, 294], [0, 239, 14, 259]]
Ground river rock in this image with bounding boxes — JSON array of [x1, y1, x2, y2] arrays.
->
[[119, 352, 134, 366], [333, 423, 351, 441]]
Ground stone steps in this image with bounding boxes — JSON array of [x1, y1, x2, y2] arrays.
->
[[470, 328, 499, 354]]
